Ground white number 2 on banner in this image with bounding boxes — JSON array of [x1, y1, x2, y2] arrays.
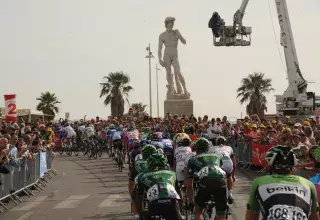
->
[[5, 100, 16, 116]]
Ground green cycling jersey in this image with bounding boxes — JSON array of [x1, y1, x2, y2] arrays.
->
[[247, 174, 318, 220], [134, 158, 148, 174], [134, 169, 180, 202], [187, 153, 226, 179]]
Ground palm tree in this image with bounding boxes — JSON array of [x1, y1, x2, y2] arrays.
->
[[100, 71, 133, 117], [131, 102, 147, 117], [36, 92, 61, 118], [236, 72, 274, 117]]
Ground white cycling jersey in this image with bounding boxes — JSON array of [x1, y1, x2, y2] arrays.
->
[[208, 145, 234, 174], [175, 146, 192, 181], [84, 127, 95, 139], [65, 125, 76, 138], [184, 151, 196, 168], [78, 125, 86, 135]]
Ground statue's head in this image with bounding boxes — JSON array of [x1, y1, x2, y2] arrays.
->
[[165, 17, 175, 29]]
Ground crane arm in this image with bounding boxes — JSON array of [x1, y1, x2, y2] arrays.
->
[[275, 0, 306, 91], [233, 0, 250, 29]]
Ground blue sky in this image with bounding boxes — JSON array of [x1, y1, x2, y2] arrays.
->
[[0, 0, 319, 119]]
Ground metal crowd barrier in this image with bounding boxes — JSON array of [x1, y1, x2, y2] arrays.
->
[[229, 140, 316, 179], [0, 149, 57, 213], [229, 140, 252, 171]]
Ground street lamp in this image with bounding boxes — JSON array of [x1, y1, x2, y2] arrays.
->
[[145, 43, 154, 117], [155, 64, 161, 117]]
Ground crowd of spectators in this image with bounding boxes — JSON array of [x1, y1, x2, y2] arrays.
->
[[0, 118, 55, 175], [1, 113, 319, 174]]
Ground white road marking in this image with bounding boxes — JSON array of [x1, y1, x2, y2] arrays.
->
[[53, 195, 89, 209], [98, 195, 128, 207], [12, 196, 48, 211], [15, 211, 33, 220]]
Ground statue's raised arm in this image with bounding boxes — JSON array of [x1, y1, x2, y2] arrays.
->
[[175, 29, 186, 45]]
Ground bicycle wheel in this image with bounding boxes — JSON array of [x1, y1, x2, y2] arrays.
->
[[82, 143, 88, 156], [74, 144, 79, 156], [59, 145, 64, 155], [88, 145, 93, 158], [97, 145, 103, 158], [92, 145, 98, 159], [118, 157, 123, 172], [67, 145, 73, 156]]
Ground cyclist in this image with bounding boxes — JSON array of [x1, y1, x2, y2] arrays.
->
[[112, 131, 124, 165], [175, 135, 192, 183], [246, 145, 320, 220], [208, 136, 235, 204], [174, 134, 192, 213], [83, 123, 96, 142], [129, 144, 157, 220], [64, 123, 76, 139], [128, 140, 142, 167], [57, 124, 67, 141], [161, 135, 174, 168], [132, 153, 182, 220], [187, 137, 231, 220], [77, 123, 86, 142]]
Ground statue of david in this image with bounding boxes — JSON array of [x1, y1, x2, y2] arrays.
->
[[158, 17, 189, 97]]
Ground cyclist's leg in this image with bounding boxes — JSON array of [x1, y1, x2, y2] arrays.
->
[[194, 179, 211, 220], [211, 178, 228, 220], [128, 168, 138, 215]]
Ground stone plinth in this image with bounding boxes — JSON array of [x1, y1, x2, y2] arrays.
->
[[164, 98, 193, 116]]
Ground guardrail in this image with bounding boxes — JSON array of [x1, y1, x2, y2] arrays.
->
[[0, 149, 57, 213]]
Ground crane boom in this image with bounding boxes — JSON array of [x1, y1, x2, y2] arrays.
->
[[233, 0, 250, 30], [274, 0, 306, 90]]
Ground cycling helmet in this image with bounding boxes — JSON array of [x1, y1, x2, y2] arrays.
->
[[157, 148, 164, 155], [140, 139, 147, 147], [200, 133, 209, 140], [141, 144, 157, 160], [127, 124, 136, 131], [109, 124, 115, 129], [265, 145, 297, 169], [162, 132, 170, 139], [216, 136, 227, 145], [141, 127, 150, 134], [177, 136, 191, 147], [152, 132, 163, 141], [173, 133, 189, 146], [194, 138, 210, 152], [147, 153, 168, 171]]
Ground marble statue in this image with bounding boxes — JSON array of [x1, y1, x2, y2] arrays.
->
[[158, 17, 190, 99]]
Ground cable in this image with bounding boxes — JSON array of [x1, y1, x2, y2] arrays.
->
[[267, 0, 287, 75]]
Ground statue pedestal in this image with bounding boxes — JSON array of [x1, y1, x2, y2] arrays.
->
[[164, 98, 193, 116]]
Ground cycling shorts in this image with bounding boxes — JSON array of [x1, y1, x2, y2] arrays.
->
[[194, 177, 228, 215], [147, 199, 183, 220], [127, 139, 138, 151], [113, 139, 123, 150], [128, 166, 138, 181], [176, 164, 185, 182]]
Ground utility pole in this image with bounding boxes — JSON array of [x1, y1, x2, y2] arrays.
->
[[145, 43, 154, 117], [155, 64, 161, 117]]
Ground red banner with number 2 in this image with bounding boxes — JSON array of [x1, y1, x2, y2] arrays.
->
[[4, 94, 17, 122]]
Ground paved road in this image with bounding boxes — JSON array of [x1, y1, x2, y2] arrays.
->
[[1, 154, 253, 220]]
